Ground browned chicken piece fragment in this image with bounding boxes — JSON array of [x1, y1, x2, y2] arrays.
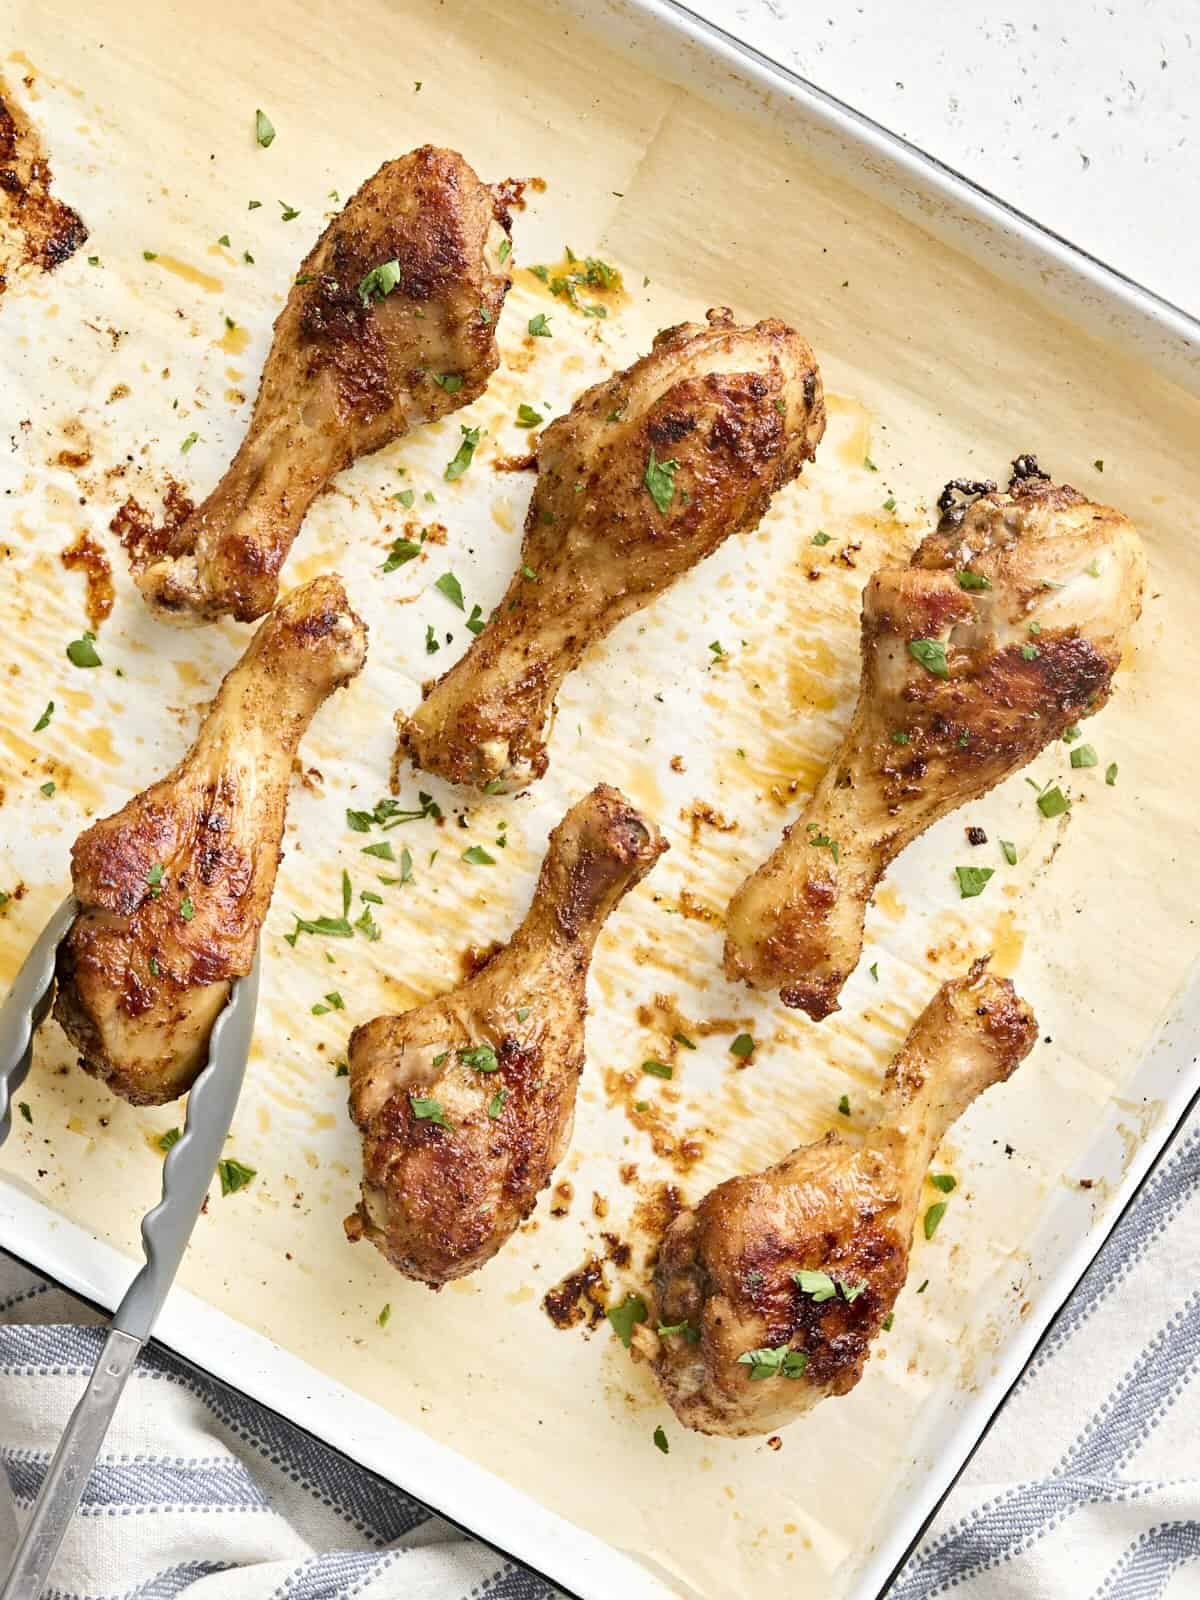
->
[[398, 307, 825, 792], [646, 960, 1037, 1436], [55, 576, 367, 1104], [0, 77, 88, 294], [134, 147, 513, 624], [725, 459, 1146, 1018], [345, 785, 666, 1285]]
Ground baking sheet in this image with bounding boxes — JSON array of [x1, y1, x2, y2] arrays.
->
[[2, 2, 1199, 1597]]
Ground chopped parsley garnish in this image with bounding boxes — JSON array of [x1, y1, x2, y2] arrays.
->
[[459, 1044, 499, 1073], [143, 250, 158, 260], [1037, 785, 1070, 818], [434, 571, 465, 609], [462, 845, 496, 865], [708, 640, 726, 661], [466, 604, 485, 636], [890, 730, 910, 745], [444, 425, 482, 480], [248, 199, 262, 209], [158, 1127, 181, 1153], [433, 372, 464, 392], [864, 455, 878, 471], [1106, 762, 1118, 786], [737, 1345, 807, 1380], [218, 1158, 256, 1196], [410, 1095, 452, 1130], [179, 896, 195, 921], [1062, 723, 1081, 744], [357, 257, 401, 306], [811, 530, 831, 546], [279, 201, 301, 221], [254, 109, 275, 148], [347, 793, 440, 832], [516, 1006, 531, 1022], [837, 1094, 851, 1116], [18, 1102, 32, 1125], [1085, 557, 1103, 578], [425, 625, 440, 654], [378, 1303, 391, 1328], [806, 823, 840, 863], [487, 1088, 507, 1119], [930, 1173, 957, 1193], [180, 431, 199, 453], [498, 237, 511, 263], [1000, 839, 1018, 865], [312, 992, 345, 1016], [642, 1059, 673, 1079], [520, 565, 538, 581], [147, 864, 164, 896], [657, 1321, 700, 1342], [66, 631, 101, 669], [1069, 743, 1098, 769], [381, 537, 422, 573], [793, 1268, 837, 1303], [528, 312, 551, 337], [881, 1312, 895, 1332], [643, 448, 679, 514], [361, 841, 396, 861], [883, 496, 897, 513], [516, 403, 543, 427], [653, 1425, 669, 1455], [1021, 643, 1040, 660], [955, 865, 993, 899], [39, 781, 55, 798], [956, 570, 991, 590], [923, 1201, 948, 1239], [395, 488, 416, 509], [607, 1293, 648, 1348], [218, 236, 231, 250], [869, 962, 879, 981], [354, 905, 381, 941], [149, 957, 159, 976], [908, 638, 948, 678], [729, 1033, 754, 1059], [1094, 459, 1104, 471], [673, 1031, 696, 1050]]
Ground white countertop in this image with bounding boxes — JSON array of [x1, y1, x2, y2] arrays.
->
[[693, 0, 1197, 318]]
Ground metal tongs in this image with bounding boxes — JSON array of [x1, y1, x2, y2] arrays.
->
[[0, 895, 261, 1599]]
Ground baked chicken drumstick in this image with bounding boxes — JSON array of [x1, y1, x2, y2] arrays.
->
[[725, 460, 1145, 1018], [345, 785, 666, 1285], [398, 307, 825, 792], [135, 146, 513, 624], [55, 575, 367, 1104], [647, 960, 1037, 1436]]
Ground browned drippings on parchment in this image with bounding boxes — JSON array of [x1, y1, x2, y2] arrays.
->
[[0, 72, 86, 295]]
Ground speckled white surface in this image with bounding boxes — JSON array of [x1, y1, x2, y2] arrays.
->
[[691, 0, 1197, 317]]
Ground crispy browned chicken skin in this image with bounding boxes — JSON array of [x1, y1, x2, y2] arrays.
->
[[345, 785, 666, 1285], [725, 461, 1146, 1018], [397, 307, 825, 792], [55, 576, 367, 1104], [135, 147, 513, 624], [645, 960, 1036, 1436]]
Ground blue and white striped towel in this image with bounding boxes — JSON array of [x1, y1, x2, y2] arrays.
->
[[1, 1107, 1197, 1599]]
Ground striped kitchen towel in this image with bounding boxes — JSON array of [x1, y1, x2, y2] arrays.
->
[[0, 1106, 1197, 1598]]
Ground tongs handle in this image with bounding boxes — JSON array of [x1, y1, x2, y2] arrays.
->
[[0, 905, 261, 1600], [0, 1329, 141, 1600], [0, 897, 77, 1147]]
